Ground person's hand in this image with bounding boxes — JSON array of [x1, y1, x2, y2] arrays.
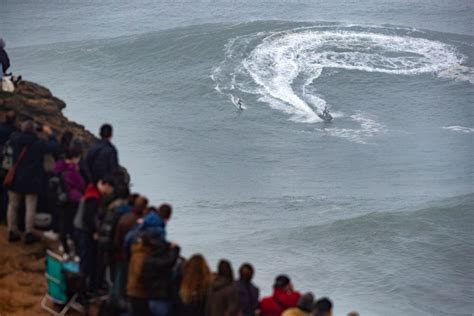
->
[[43, 125, 53, 136], [288, 282, 294, 292], [93, 233, 99, 240]]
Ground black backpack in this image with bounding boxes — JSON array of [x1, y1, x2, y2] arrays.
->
[[48, 172, 68, 206]]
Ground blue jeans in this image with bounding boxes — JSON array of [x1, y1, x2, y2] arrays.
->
[[148, 300, 172, 316]]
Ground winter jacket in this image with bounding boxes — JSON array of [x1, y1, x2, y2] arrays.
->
[[9, 131, 58, 194], [73, 184, 101, 233], [142, 238, 180, 299], [235, 280, 259, 316], [0, 122, 15, 145], [85, 139, 119, 183], [281, 307, 311, 316], [113, 209, 138, 261], [127, 239, 152, 299], [205, 276, 240, 316], [0, 47, 10, 74], [260, 289, 301, 316], [124, 211, 167, 256], [53, 160, 86, 203]]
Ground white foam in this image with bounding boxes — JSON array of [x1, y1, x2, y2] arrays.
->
[[442, 126, 474, 134], [212, 25, 472, 142], [319, 113, 385, 144]]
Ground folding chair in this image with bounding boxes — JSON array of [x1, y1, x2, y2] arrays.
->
[[41, 249, 87, 315]]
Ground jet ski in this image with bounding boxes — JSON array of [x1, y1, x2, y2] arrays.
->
[[318, 107, 333, 122]]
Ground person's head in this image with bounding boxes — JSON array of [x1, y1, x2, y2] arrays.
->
[[99, 123, 113, 140], [134, 196, 149, 216], [157, 203, 172, 223], [347, 312, 359, 316], [97, 176, 115, 196], [312, 298, 333, 316], [60, 131, 74, 148], [66, 140, 84, 164], [180, 254, 212, 304], [128, 193, 140, 206], [21, 120, 35, 134], [239, 263, 254, 283], [298, 293, 315, 313], [217, 259, 234, 282], [273, 274, 291, 291], [0, 38, 5, 49]]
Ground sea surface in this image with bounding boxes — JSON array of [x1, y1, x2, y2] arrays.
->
[[1, 1, 473, 315]]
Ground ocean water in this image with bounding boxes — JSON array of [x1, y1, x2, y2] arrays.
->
[[1, 1, 473, 315]]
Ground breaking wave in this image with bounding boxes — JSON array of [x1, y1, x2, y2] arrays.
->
[[212, 24, 473, 130]]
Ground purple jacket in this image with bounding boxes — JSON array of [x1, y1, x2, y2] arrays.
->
[[53, 160, 86, 203]]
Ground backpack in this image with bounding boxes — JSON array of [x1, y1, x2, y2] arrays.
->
[[1, 139, 14, 170], [48, 172, 68, 206], [97, 207, 125, 254]]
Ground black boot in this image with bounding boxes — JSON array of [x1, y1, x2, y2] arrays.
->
[[8, 231, 21, 242]]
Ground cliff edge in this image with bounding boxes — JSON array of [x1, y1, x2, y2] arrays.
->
[[0, 81, 95, 142]]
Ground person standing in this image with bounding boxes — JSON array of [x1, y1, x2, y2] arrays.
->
[[73, 176, 115, 294], [52, 140, 86, 254], [259, 275, 301, 316], [312, 298, 333, 316], [6, 121, 58, 244], [0, 38, 10, 79], [235, 263, 259, 316], [205, 260, 240, 316], [85, 124, 119, 183], [282, 293, 314, 316], [178, 254, 213, 316], [0, 111, 17, 223]]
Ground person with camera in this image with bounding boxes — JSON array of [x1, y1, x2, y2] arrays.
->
[[5, 120, 58, 244]]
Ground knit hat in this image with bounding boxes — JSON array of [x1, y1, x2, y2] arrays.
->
[[297, 292, 315, 312]]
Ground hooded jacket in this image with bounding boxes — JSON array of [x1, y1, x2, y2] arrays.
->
[[142, 238, 180, 299], [124, 211, 166, 256], [260, 289, 301, 316], [73, 184, 101, 233], [9, 131, 58, 194], [205, 276, 240, 316], [53, 160, 86, 203]]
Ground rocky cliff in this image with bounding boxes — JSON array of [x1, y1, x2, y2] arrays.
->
[[0, 81, 95, 142]]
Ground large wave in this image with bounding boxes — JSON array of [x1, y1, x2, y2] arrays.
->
[[212, 24, 472, 126]]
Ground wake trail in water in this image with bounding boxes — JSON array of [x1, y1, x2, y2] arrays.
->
[[212, 24, 473, 142]]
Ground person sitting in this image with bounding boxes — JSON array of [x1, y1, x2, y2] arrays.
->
[[85, 123, 119, 183], [205, 259, 240, 316], [259, 275, 301, 316], [6, 121, 58, 244], [282, 292, 314, 316], [312, 298, 333, 316], [235, 263, 259, 316], [177, 254, 213, 316]]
